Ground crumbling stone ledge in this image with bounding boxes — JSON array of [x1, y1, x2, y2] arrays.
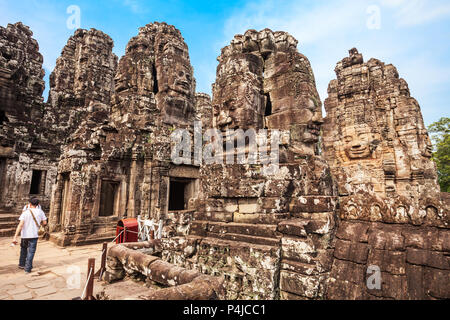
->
[[105, 241, 225, 300]]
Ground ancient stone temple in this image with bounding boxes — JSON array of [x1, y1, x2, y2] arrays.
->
[[0, 22, 55, 216], [48, 22, 203, 246], [0, 20, 448, 300], [322, 49, 449, 299], [0, 24, 118, 236], [161, 29, 337, 300], [46, 28, 117, 141]]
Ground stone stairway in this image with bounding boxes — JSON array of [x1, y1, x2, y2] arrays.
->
[[0, 211, 20, 237]]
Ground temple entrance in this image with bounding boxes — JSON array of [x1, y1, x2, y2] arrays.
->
[[168, 178, 196, 211], [30, 170, 46, 195], [99, 180, 120, 217]]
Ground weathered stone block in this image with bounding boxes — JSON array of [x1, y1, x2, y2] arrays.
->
[[329, 259, 365, 285], [405, 264, 424, 299], [406, 248, 449, 269], [423, 268, 450, 299], [280, 291, 308, 300], [280, 270, 321, 299], [378, 272, 408, 300], [368, 229, 405, 251], [281, 236, 316, 263], [233, 212, 288, 224], [326, 279, 366, 300], [335, 221, 369, 242], [290, 196, 336, 213], [277, 219, 308, 238], [238, 198, 259, 214], [334, 239, 369, 264], [368, 249, 406, 275]]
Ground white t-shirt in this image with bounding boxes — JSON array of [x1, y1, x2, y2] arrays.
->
[[23, 204, 41, 211], [19, 208, 47, 239]]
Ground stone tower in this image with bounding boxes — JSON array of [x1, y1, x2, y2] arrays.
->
[[163, 29, 337, 300], [323, 48, 446, 226], [322, 49, 449, 299], [0, 22, 52, 212], [46, 28, 118, 141], [48, 22, 201, 246]]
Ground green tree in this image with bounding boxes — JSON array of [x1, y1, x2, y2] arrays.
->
[[428, 117, 450, 192]]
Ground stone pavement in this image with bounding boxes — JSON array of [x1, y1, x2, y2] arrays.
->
[[0, 237, 106, 300]]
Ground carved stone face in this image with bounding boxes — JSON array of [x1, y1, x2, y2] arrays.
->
[[168, 63, 192, 96], [298, 98, 323, 144], [221, 45, 233, 59], [341, 125, 377, 159], [421, 135, 433, 158]]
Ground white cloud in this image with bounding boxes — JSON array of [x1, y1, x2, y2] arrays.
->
[[222, 1, 373, 104], [120, 0, 152, 15], [0, 1, 75, 69], [380, 0, 450, 26], [122, 0, 141, 14], [223, 0, 368, 45], [0, 1, 84, 100]]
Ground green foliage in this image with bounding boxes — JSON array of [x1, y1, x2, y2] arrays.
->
[[428, 117, 450, 192]]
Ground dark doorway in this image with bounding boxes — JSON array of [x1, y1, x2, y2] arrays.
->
[[152, 64, 159, 94], [264, 93, 272, 117], [0, 110, 8, 126], [169, 180, 188, 211], [30, 170, 46, 195], [99, 181, 119, 217]]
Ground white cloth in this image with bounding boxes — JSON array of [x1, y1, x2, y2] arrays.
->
[[19, 208, 47, 239]]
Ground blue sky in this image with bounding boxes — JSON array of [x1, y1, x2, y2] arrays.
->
[[1, 0, 449, 126]]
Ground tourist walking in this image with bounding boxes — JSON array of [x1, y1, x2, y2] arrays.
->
[[12, 197, 47, 273]]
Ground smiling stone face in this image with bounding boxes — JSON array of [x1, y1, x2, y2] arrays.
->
[[114, 36, 155, 95], [213, 29, 323, 157], [341, 125, 376, 160]]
